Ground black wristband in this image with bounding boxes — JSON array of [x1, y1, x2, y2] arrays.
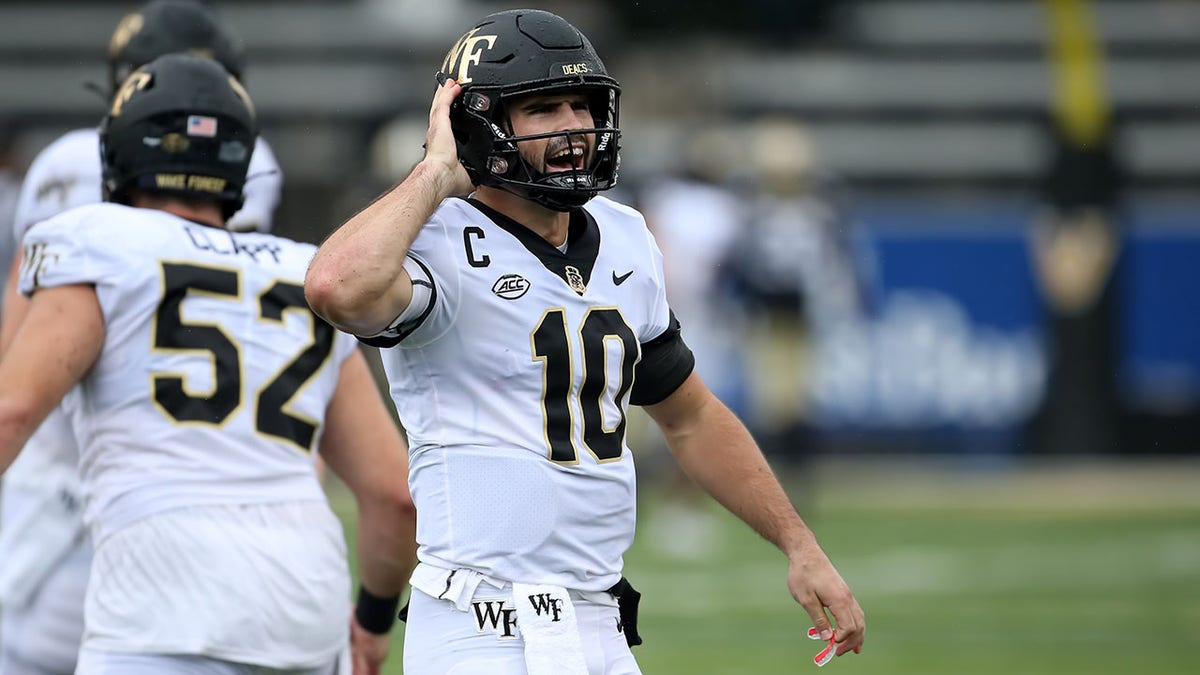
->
[[355, 586, 401, 635]]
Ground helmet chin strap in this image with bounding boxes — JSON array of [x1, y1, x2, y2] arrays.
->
[[530, 189, 594, 212], [492, 177, 594, 212]]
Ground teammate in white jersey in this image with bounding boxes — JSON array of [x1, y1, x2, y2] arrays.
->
[[306, 9, 865, 675], [0, 54, 415, 675], [0, 4, 282, 673]]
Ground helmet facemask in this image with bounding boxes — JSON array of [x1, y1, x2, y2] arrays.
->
[[453, 82, 621, 212]]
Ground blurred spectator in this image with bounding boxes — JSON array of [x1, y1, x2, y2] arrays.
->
[[642, 125, 750, 416], [1027, 117, 1124, 455], [639, 124, 749, 558], [731, 117, 871, 459]]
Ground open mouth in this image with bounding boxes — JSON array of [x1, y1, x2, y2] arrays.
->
[[545, 144, 586, 172]]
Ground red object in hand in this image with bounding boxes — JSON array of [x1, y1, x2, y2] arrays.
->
[[807, 627, 836, 667]]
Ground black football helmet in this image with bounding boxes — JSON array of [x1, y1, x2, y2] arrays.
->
[[101, 53, 257, 220], [439, 9, 621, 211], [108, 0, 246, 95]]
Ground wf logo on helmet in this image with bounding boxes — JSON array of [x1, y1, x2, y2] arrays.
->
[[442, 27, 498, 84]]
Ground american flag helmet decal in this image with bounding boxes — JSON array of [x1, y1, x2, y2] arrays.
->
[[186, 115, 218, 137]]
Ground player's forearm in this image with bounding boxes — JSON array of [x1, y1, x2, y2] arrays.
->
[[665, 398, 818, 559], [305, 160, 455, 335], [0, 251, 26, 356], [355, 493, 418, 598], [0, 398, 40, 475], [0, 286, 103, 476]]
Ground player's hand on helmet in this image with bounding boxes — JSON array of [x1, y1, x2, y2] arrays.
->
[[786, 543, 865, 660], [349, 613, 391, 675], [424, 76, 473, 197]]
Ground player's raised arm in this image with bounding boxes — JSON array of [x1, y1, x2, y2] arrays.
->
[[305, 79, 472, 337]]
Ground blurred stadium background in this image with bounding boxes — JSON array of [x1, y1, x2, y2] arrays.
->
[[2, 0, 1199, 673]]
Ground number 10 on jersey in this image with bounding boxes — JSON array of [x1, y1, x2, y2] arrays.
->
[[531, 307, 638, 464]]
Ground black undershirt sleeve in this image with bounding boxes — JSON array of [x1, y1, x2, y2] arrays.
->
[[630, 311, 695, 406]]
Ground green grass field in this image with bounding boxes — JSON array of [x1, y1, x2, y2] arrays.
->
[[327, 457, 1200, 675]]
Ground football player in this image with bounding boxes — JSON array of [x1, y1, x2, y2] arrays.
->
[[0, 3, 282, 673], [306, 9, 865, 674], [0, 54, 414, 675]]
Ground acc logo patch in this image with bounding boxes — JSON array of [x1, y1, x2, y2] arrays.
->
[[492, 274, 530, 300]]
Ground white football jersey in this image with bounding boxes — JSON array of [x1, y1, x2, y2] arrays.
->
[[367, 196, 693, 592], [19, 203, 358, 544], [1, 111, 283, 670], [2, 128, 282, 489]]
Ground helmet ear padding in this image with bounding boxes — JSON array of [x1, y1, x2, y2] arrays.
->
[[447, 91, 516, 186], [441, 9, 622, 211]]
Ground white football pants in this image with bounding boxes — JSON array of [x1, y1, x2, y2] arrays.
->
[[403, 579, 642, 675], [73, 649, 349, 675]]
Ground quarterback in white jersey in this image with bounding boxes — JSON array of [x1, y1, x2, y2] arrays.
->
[[365, 195, 674, 592], [0, 54, 415, 675], [0, 3, 281, 672], [307, 9, 865, 675]]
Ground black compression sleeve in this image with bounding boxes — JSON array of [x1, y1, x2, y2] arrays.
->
[[630, 311, 695, 406]]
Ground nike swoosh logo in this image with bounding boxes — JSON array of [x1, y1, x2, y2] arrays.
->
[[613, 270, 633, 286]]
